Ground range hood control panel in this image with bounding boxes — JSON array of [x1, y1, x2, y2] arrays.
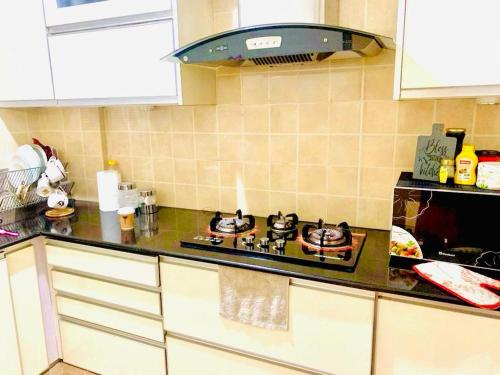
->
[[245, 36, 282, 50]]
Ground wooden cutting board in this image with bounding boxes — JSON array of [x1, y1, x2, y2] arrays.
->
[[413, 123, 457, 181]]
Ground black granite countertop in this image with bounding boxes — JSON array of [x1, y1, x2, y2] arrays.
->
[[0, 202, 496, 310]]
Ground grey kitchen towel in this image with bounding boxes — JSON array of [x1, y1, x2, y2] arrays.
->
[[219, 266, 290, 330]]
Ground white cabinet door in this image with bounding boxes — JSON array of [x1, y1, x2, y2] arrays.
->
[[0, 259, 22, 375], [43, 0, 172, 27], [49, 20, 177, 102], [6, 247, 49, 375], [167, 336, 307, 375], [374, 298, 500, 375], [60, 319, 166, 375], [396, 0, 500, 99], [0, 0, 54, 102], [239, 0, 323, 27]]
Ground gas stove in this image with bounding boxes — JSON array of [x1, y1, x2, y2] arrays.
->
[[181, 211, 367, 271]]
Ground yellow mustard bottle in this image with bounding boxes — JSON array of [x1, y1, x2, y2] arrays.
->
[[454, 144, 478, 185]]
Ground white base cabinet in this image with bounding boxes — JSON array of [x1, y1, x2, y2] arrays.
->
[[166, 336, 306, 375], [0, 259, 23, 375], [161, 257, 375, 375], [60, 319, 166, 375], [6, 246, 49, 375], [374, 297, 500, 375]]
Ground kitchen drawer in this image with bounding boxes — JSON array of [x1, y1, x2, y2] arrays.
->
[[56, 294, 164, 342], [51, 269, 161, 315], [46, 243, 159, 287], [166, 336, 307, 375], [161, 259, 375, 374], [60, 319, 166, 375]]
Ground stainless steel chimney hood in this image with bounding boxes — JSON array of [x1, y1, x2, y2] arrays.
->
[[164, 23, 395, 68]]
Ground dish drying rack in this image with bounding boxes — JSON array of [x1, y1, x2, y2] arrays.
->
[[0, 167, 74, 213]]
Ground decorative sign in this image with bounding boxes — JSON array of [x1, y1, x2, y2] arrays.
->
[[413, 123, 456, 182]]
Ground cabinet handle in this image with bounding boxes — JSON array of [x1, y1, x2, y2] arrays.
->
[[60, 315, 166, 349]]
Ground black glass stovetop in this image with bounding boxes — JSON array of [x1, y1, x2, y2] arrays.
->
[[180, 220, 367, 272]]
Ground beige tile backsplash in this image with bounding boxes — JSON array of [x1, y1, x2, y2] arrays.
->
[[0, 0, 499, 229]]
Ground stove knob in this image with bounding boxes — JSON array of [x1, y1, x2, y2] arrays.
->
[[259, 237, 269, 247], [243, 236, 254, 245], [275, 239, 285, 249]]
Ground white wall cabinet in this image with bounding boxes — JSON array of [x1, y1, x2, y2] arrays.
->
[[161, 257, 375, 375], [238, 0, 324, 27], [394, 0, 500, 99], [0, 0, 55, 104], [374, 297, 500, 375], [0, 258, 23, 375], [6, 246, 49, 375]]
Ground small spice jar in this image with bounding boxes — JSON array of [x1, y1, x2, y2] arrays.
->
[[439, 159, 455, 183]]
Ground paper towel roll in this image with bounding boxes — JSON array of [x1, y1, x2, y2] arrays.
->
[[97, 170, 120, 211]]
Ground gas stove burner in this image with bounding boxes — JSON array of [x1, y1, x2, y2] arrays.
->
[[301, 219, 352, 251], [475, 251, 500, 269], [209, 210, 255, 236], [267, 211, 298, 233]]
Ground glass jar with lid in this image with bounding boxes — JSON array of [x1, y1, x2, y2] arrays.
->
[[118, 182, 139, 210]]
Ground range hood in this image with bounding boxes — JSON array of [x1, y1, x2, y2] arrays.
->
[[164, 23, 395, 68]]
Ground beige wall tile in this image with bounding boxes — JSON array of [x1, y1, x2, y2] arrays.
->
[[297, 194, 328, 222], [132, 157, 154, 181], [364, 66, 394, 100], [175, 184, 197, 209], [270, 135, 297, 163], [244, 189, 269, 216], [130, 132, 152, 158], [63, 108, 82, 130], [297, 70, 329, 103], [298, 135, 328, 164], [299, 103, 329, 133], [197, 160, 220, 186], [394, 135, 418, 169], [45, 109, 65, 131], [270, 104, 298, 133], [213, 11, 238, 33], [330, 69, 362, 101], [194, 106, 217, 132], [212, 0, 237, 13], [171, 106, 194, 132], [197, 186, 220, 211], [327, 196, 357, 224], [195, 133, 218, 160], [216, 75, 241, 104], [174, 159, 196, 184], [244, 162, 269, 189], [435, 99, 474, 131], [151, 133, 172, 159], [127, 107, 150, 131], [106, 131, 130, 157], [330, 101, 362, 133], [64, 132, 84, 156], [473, 136, 500, 150], [241, 73, 269, 104], [270, 163, 297, 192], [338, 0, 365, 30], [328, 135, 360, 166], [218, 134, 243, 161], [269, 72, 299, 103], [269, 192, 297, 213], [155, 182, 175, 206], [298, 165, 327, 194], [398, 100, 434, 134], [105, 107, 128, 131], [153, 158, 174, 183], [475, 104, 500, 134], [220, 188, 237, 212], [243, 105, 269, 133], [80, 108, 101, 131], [149, 107, 171, 132], [365, 0, 398, 38], [359, 167, 394, 199], [328, 167, 358, 196], [220, 161, 243, 186], [365, 49, 396, 66], [357, 198, 392, 229], [218, 105, 243, 132], [243, 134, 268, 162], [361, 135, 395, 168], [83, 156, 103, 180], [172, 133, 195, 159], [83, 131, 103, 157], [363, 100, 398, 133]]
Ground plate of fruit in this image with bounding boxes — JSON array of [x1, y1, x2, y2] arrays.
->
[[390, 226, 423, 259]]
